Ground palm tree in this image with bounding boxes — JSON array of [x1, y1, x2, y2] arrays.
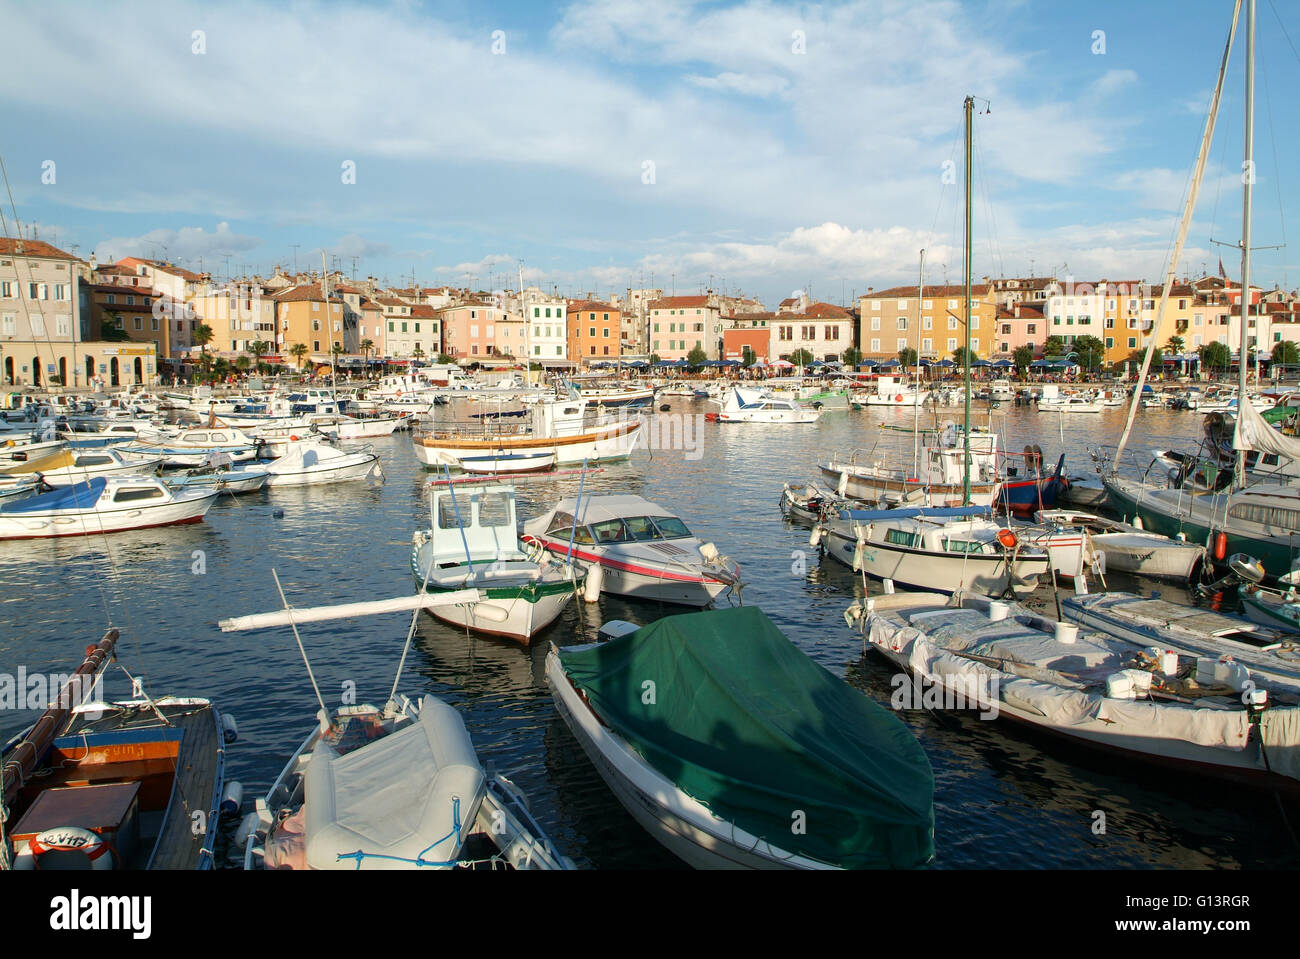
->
[[235, 355, 251, 378], [411, 344, 426, 364], [249, 339, 271, 373], [289, 343, 309, 371], [359, 338, 375, 375]]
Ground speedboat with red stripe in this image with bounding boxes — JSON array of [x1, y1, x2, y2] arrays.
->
[[523, 495, 742, 607]]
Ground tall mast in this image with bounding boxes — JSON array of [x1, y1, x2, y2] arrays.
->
[[963, 95, 973, 506], [1236, 0, 1255, 486], [914, 249, 924, 477], [1113, 0, 1241, 468]]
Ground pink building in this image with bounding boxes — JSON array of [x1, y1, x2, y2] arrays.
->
[[437, 301, 517, 360], [993, 303, 1046, 358]]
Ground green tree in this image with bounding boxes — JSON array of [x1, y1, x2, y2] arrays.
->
[[359, 338, 375, 373], [1128, 346, 1163, 369], [897, 347, 918, 368], [1166, 334, 1186, 356], [1013, 344, 1034, 376], [1073, 335, 1106, 371], [235, 355, 251, 376], [289, 343, 309, 371], [1272, 341, 1299, 367], [649, 353, 661, 366], [100, 312, 130, 342], [249, 339, 271, 372], [952, 345, 978, 367], [436, 353, 455, 365], [1199, 341, 1231, 373], [411, 344, 426, 362], [1044, 335, 1066, 357], [788, 347, 814, 367], [841, 347, 863, 368], [687, 345, 709, 368]]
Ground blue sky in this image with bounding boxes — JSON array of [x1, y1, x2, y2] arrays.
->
[[1, 0, 1296, 307]]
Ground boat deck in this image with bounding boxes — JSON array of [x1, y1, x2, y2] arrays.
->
[[64, 701, 221, 869]]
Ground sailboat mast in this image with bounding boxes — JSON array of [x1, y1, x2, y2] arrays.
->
[[914, 249, 924, 477], [963, 95, 973, 506], [1236, 0, 1255, 486]]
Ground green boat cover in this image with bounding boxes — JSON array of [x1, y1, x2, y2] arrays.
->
[[558, 607, 934, 868]]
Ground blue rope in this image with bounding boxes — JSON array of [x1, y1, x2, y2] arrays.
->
[[335, 796, 463, 869]]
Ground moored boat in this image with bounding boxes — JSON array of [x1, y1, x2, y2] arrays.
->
[[547, 607, 935, 868], [0, 476, 218, 539]]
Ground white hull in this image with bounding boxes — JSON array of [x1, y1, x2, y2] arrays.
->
[[414, 422, 642, 469], [425, 586, 573, 642], [0, 491, 216, 539], [526, 535, 732, 607], [264, 453, 379, 487]]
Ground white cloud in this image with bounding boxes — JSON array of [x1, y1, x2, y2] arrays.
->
[[92, 222, 259, 266]]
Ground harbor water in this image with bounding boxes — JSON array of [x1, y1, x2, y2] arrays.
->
[[1, 400, 1294, 869]]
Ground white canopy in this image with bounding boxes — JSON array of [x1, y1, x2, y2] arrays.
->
[[1233, 396, 1300, 461]]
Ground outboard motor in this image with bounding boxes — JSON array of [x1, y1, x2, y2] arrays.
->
[[1197, 552, 1266, 597]]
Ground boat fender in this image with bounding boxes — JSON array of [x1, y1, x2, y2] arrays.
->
[[24, 827, 114, 870], [221, 781, 244, 817], [852, 529, 868, 572], [1214, 531, 1228, 562], [470, 603, 511, 624], [809, 526, 823, 548], [234, 811, 262, 847], [583, 563, 604, 603], [837, 470, 850, 498], [1132, 515, 1143, 530], [222, 712, 239, 744], [895, 394, 903, 403], [996, 528, 1018, 550]]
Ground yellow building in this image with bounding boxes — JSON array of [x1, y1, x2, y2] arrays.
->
[[267, 284, 345, 365], [856, 284, 997, 361]]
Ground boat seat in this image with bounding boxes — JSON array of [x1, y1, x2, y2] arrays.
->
[[303, 696, 486, 870]]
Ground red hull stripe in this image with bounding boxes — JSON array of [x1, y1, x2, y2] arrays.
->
[[523, 534, 727, 585]]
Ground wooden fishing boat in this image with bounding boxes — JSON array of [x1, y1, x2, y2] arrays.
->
[[410, 483, 579, 643], [849, 591, 1300, 793], [2, 630, 232, 869]]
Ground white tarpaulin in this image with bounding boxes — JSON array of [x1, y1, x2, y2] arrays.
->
[[1233, 396, 1300, 461]]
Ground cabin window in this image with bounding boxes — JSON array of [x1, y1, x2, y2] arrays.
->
[[75, 455, 113, 466], [623, 516, 662, 541], [1228, 503, 1300, 531], [113, 487, 164, 502], [591, 519, 630, 543], [884, 528, 918, 548], [475, 491, 511, 526], [943, 539, 985, 554], [649, 516, 691, 539]]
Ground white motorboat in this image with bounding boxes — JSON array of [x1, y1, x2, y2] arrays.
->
[[120, 426, 259, 466], [164, 465, 270, 494], [244, 695, 573, 870], [1035, 509, 1207, 581], [713, 386, 821, 424], [262, 441, 381, 487], [814, 505, 1051, 598], [848, 591, 1300, 792], [546, 608, 935, 869], [1038, 393, 1104, 414], [856, 376, 930, 407], [523, 494, 742, 607], [411, 483, 580, 643], [0, 476, 218, 539], [30, 448, 164, 487]]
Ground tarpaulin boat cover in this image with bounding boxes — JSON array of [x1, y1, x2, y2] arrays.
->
[[559, 607, 934, 868], [0, 477, 106, 514]]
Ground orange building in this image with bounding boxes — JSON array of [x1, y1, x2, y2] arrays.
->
[[567, 299, 621, 364], [267, 283, 345, 364]]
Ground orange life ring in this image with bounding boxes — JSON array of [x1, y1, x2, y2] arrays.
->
[[396, 390, 403, 397], [895, 394, 903, 403]]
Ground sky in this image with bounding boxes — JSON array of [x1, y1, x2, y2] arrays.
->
[[1, 0, 1297, 307]]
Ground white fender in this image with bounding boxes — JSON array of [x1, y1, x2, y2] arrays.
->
[[583, 563, 604, 603]]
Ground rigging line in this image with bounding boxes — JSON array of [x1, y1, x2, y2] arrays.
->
[[1259, 42, 1288, 289], [1206, 70, 1236, 263], [972, 127, 1003, 283], [1268, 0, 1300, 69]]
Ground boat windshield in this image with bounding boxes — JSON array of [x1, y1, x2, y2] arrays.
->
[[649, 516, 691, 539]]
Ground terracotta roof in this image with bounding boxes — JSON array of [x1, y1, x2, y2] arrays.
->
[[118, 256, 203, 281], [567, 299, 618, 314], [865, 284, 992, 299], [648, 295, 710, 309], [794, 302, 850, 319], [267, 283, 339, 303], [90, 283, 159, 296], [408, 304, 437, 318], [724, 312, 777, 322], [0, 237, 79, 261]]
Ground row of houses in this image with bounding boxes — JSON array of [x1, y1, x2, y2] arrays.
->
[[5, 232, 1298, 388]]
